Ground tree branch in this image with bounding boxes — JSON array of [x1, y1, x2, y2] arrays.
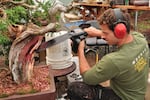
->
[[0, 0, 37, 9]]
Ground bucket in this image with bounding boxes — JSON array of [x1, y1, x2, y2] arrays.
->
[[45, 31, 73, 69]]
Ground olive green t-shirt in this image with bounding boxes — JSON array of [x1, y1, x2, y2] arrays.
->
[[82, 32, 149, 100]]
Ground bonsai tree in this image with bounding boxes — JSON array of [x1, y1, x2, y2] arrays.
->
[[0, 0, 68, 84]]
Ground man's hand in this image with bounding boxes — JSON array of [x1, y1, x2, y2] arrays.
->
[[78, 40, 91, 74], [78, 40, 85, 53], [84, 27, 102, 38]]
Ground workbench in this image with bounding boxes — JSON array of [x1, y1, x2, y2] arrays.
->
[[72, 2, 150, 30]]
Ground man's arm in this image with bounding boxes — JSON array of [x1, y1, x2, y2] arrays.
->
[[84, 27, 102, 38], [78, 40, 91, 74], [78, 27, 102, 74]]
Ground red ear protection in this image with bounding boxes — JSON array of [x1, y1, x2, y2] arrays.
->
[[114, 23, 127, 39], [112, 8, 128, 39]]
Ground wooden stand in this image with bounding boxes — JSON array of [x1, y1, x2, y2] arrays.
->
[[52, 62, 76, 77]]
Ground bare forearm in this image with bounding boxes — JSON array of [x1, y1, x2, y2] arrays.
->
[[78, 49, 91, 74], [84, 27, 102, 37]]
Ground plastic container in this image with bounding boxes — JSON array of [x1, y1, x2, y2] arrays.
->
[[45, 31, 72, 69]]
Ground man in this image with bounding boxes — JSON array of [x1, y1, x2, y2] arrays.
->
[[67, 8, 149, 100]]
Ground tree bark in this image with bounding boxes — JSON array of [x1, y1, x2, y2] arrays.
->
[[9, 22, 56, 84]]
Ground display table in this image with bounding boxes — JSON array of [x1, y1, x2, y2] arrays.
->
[[51, 62, 76, 99]]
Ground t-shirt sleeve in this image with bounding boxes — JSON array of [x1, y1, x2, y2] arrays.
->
[[82, 55, 120, 85]]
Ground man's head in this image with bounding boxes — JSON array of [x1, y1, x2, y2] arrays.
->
[[97, 8, 131, 45]]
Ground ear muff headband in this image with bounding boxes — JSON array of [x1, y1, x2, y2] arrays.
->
[[110, 8, 129, 39]]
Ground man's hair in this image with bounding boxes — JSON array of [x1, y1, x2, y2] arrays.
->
[[97, 8, 131, 33]]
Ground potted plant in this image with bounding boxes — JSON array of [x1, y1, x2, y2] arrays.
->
[[0, 1, 56, 100]]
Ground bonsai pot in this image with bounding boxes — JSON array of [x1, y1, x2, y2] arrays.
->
[[0, 66, 56, 100]]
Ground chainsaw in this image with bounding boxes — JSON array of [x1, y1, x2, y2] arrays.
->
[[36, 20, 107, 53]]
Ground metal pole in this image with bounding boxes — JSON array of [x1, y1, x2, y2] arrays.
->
[[135, 11, 138, 31]]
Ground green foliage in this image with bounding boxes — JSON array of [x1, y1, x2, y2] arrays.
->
[[137, 20, 150, 32], [15, 86, 39, 95], [26, 0, 35, 5], [0, 20, 9, 33], [0, 6, 28, 45], [0, 34, 10, 45], [32, 10, 44, 19], [0, 20, 11, 50], [14, 0, 22, 1], [0, 94, 9, 98], [0, 0, 54, 65], [38, 0, 52, 17], [0, 33, 11, 65], [29, 89, 39, 94], [138, 21, 150, 29], [0, 19, 11, 65], [5, 6, 28, 24], [31, 1, 52, 25], [56, 12, 61, 21]]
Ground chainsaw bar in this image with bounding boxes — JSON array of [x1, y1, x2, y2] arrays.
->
[[36, 28, 86, 52], [36, 32, 72, 52], [36, 20, 100, 52]]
